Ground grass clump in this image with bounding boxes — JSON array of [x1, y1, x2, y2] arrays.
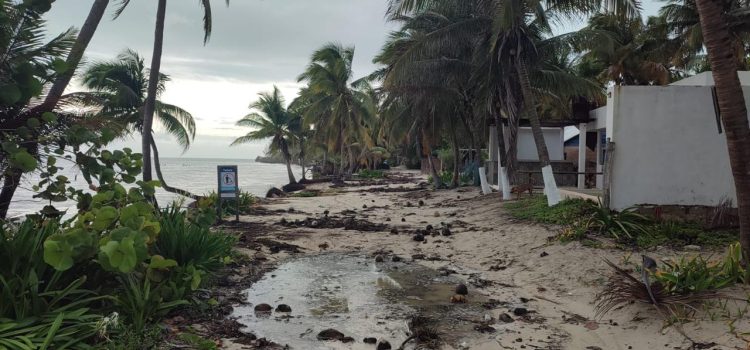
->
[[505, 195, 594, 225], [358, 169, 385, 179]]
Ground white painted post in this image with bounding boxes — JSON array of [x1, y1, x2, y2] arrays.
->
[[577, 123, 587, 189], [478, 167, 491, 194], [498, 161, 511, 200], [595, 129, 604, 189], [542, 165, 561, 206]]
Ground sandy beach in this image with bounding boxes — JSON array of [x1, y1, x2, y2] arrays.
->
[[204, 170, 750, 350]]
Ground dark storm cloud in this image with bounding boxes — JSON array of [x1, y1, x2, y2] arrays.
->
[[44, 0, 397, 82]]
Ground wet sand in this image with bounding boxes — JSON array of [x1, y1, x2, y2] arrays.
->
[[217, 170, 749, 350]]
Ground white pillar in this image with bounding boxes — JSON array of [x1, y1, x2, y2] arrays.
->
[[478, 167, 491, 194], [595, 129, 604, 189], [577, 123, 587, 189]]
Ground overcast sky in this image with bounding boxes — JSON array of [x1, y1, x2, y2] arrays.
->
[[43, 0, 662, 159]]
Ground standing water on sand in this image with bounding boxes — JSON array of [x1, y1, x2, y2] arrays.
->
[[233, 253, 489, 349]]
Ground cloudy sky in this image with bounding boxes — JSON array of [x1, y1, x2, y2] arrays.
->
[[43, 0, 662, 159]]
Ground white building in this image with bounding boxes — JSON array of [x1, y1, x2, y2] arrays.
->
[[579, 71, 750, 210]]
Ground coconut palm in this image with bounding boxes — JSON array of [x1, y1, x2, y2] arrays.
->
[[661, 0, 750, 70], [81, 49, 198, 198], [693, 0, 750, 259], [231, 86, 297, 185], [297, 43, 376, 175], [114, 0, 229, 185]]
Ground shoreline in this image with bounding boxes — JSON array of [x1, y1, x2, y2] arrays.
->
[[184, 170, 747, 349]]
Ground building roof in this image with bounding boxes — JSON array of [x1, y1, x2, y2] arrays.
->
[[670, 71, 750, 86]]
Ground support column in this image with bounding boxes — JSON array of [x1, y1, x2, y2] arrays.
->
[[577, 123, 587, 189], [595, 129, 604, 189]]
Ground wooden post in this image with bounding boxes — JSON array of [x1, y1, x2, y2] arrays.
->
[[602, 139, 615, 209]]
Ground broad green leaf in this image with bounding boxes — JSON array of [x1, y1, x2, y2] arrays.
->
[[41, 112, 57, 123], [10, 150, 37, 172], [92, 206, 118, 231], [43, 240, 74, 271]]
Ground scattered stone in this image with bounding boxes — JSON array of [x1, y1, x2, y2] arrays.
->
[[363, 204, 368, 208], [318, 242, 329, 250], [254, 303, 273, 312], [519, 297, 530, 303], [418, 200, 425, 206], [540, 251, 549, 257], [401, 218, 406, 222], [385, 217, 391, 222], [391, 255, 402, 262], [317, 329, 346, 341], [375, 255, 385, 263], [363, 337, 377, 344], [684, 245, 701, 251], [406, 202, 413, 207], [413, 234, 425, 242], [455, 283, 469, 295], [441, 227, 452, 236], [275, 304, 292, 313], [288, 207, 295, 213], [412, 254, 425, 260], [450, 294, 467, 303], [377, 340, 392, 350], [474, 324, 496, 333], [265, 187, 286, 198], [324, 210, 330, 215], [341, 336, 355, 343], [390, 228, 399, 235], [513, 307, 528, 316], [498, 313, 514, 323]]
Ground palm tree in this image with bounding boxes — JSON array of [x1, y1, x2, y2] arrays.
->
[[231, 86, 297, 185], [81, 49, 198, 199], [114, 0, 229, 186], [693, 0, 750, 259], [661, 0, 750, 70], [297, 43, 376, 175]]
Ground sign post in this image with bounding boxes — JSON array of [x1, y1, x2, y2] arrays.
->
[[217, 165, 239, 222]]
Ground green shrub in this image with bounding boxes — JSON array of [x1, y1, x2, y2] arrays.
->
[[358, 169, 385, 179], [653, 243, 748, 295], [113, 274, 187, 333], [204, 190, 257, 217], [0, 220, 103, 349], [584, 204, 651, 241], [154, 208, 235, 274]]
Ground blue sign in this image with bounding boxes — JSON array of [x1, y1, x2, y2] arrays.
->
[[217, 165, 238, 198]]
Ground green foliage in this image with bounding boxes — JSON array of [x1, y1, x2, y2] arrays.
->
[[112, 274, 187, 333], [653, 243, 749, 295], [103, 324, 163, 350], [505, 196, 596, 225], [178, 332, 218, 350], [290, 191, 318, 198], [358, 169, 385, 179], [154, 207, 235, 274], [584, 204, 651, 241], [204, 190, 257, 217], [42, 148, 161, 274], [0, 220, 103, 349]]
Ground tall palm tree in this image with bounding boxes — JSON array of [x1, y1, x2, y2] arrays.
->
[[81, 49, 198, 198], [297, 43, 376, 175], [694, 0, 750, 259], [114, 0, 229, 186], [231, 86, 297, 185]]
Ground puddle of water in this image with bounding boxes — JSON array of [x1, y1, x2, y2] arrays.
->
[[233, 253, 488, 349]]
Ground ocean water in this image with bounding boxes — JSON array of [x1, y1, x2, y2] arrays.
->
[[8, 158, 301, 219]]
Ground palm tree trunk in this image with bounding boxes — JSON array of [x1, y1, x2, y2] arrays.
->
[[150, 138, 199, 200], [450, 118, 460, 188], [30, 0, 110, 115], [516, 59, 560, 206], [142, 0, 167, 184], [299, 140, 306, 181], [507, 105, 521, 184], [493, 96, 511, 199], [695, 0, 750, 259]]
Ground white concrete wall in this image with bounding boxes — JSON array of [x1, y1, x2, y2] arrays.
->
[[515, 127, 565, 161], [607, 85, 750, 210]]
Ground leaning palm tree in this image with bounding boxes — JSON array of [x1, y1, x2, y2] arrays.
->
[[297, 44, 376, 175], [115, 0, 229, 186], [81, 49, 198, 199], [231, 86, 297, 185], [693, 0, 750, 260]]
